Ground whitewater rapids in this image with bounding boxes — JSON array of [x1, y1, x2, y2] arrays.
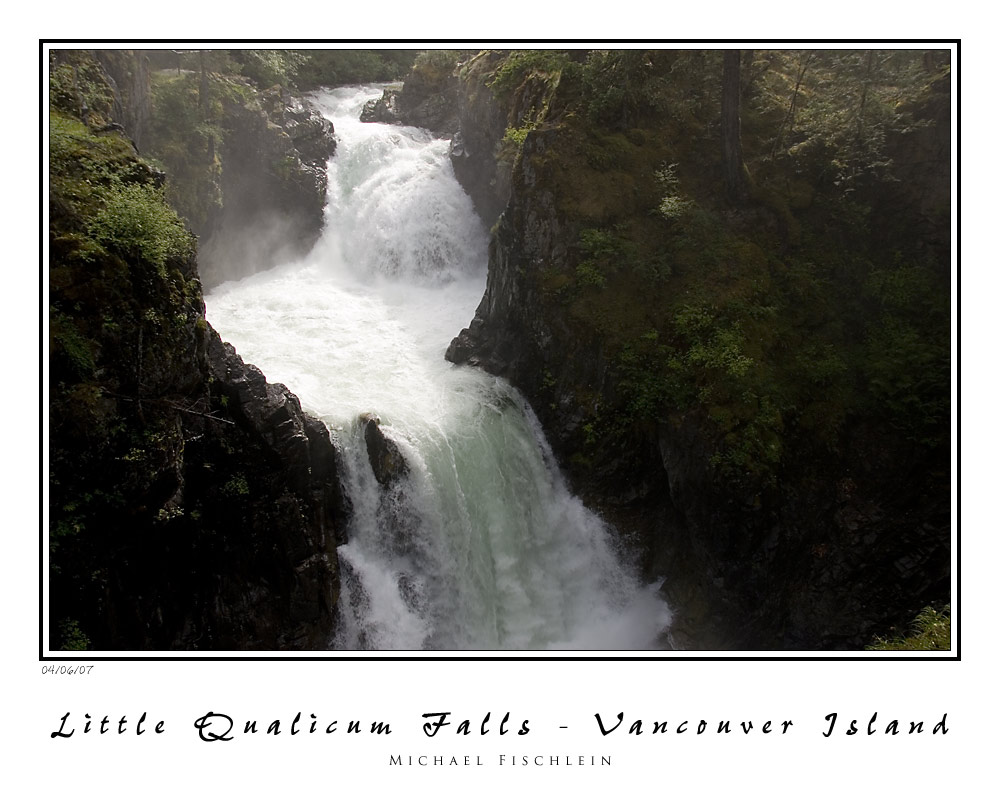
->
[[206, 85, 671, 650]]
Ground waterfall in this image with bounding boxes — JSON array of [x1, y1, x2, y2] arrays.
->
[[205, 85, 672, 650]]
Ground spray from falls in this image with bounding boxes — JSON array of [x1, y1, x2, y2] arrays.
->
[[206, 85, 672, 650]]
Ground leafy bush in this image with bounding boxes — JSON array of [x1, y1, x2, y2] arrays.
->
[[57, 619, 91, 651], [502, 124, 532, 148], [574, 227, 670, 288], [615, 331, 676, 420], [575, 261, 606, 289], [222, 473, 250, 497], [87, 180, 195, 274], [51, 311, 96, 378], [655, 163, 693, 220]]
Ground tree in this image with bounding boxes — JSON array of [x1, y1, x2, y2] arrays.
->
[[770, 50, 813, 159], [722, 50, 749, 202]]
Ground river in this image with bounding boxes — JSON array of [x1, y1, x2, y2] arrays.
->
[[205, 85, 671, 650]]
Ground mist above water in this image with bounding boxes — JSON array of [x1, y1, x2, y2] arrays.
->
[[205, 85, 671, 650]]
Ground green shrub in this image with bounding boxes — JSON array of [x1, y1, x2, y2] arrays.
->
[[51, 311, 96, 378], [58, 619, 91, 650], [574, 228, 628, 289], [614, 333, 676, 420], [488, 50, 571, 97], [87, 180, 195, 274], [502, 124, 532, 148], [232, 49, 306, 88], [575, 261, 606, 289], [867, 605, 951, 651], [222, 473, 250, 497]]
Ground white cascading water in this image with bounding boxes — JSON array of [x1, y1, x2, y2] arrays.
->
[[206, 86, 672, 650]]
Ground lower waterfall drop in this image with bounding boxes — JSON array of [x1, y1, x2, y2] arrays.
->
[[206, 85, 672, 650]]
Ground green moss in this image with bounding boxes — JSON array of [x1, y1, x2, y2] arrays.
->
[[49, 111, 143, 218]]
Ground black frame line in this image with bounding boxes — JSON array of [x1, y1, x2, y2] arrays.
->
[[40, 38, 961, 662]]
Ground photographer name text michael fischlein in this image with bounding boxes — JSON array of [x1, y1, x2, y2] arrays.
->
[[389, 755, 612, 767]]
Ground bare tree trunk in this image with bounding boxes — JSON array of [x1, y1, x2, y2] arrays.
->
[[771, 51, 812, 159], [198, 50, 208, 117], [853, 50, 875, 146], [722, 50, 748, 203], [847, 49, 876, 182], [741, 49, 755, 97]]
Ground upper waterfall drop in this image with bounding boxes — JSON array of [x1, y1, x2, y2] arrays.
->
[[309, 86, 487, 286], [205, 85, 673, 650]]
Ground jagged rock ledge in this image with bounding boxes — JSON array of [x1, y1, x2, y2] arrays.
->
[[185, 326, 346, 648]]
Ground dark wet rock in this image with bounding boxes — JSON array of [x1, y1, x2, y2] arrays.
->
[[449, 51, 514, 227], [361, 88, 402, 124], [445, 317, 485, 366], [360, 61, 460, 138], [361, 413, 410, 486]]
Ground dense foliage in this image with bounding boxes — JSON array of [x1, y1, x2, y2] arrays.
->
[[143, 48, 416, 91], [457, 47, 951, 647], [292, 49, 416, 89], [487, 48, 950, 490]]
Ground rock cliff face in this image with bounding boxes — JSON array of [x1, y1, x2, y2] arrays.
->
[[442, 51, 951, 649], [49, 52, 344, 650], [197, 87, 337, 286], [448, 52, 515, 229], [94, 50, 154, 151], [359, 53, 463, 139]]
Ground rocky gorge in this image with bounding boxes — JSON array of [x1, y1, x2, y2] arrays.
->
[[48, 50, 344, 649], [48, 48, 952, 651]]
